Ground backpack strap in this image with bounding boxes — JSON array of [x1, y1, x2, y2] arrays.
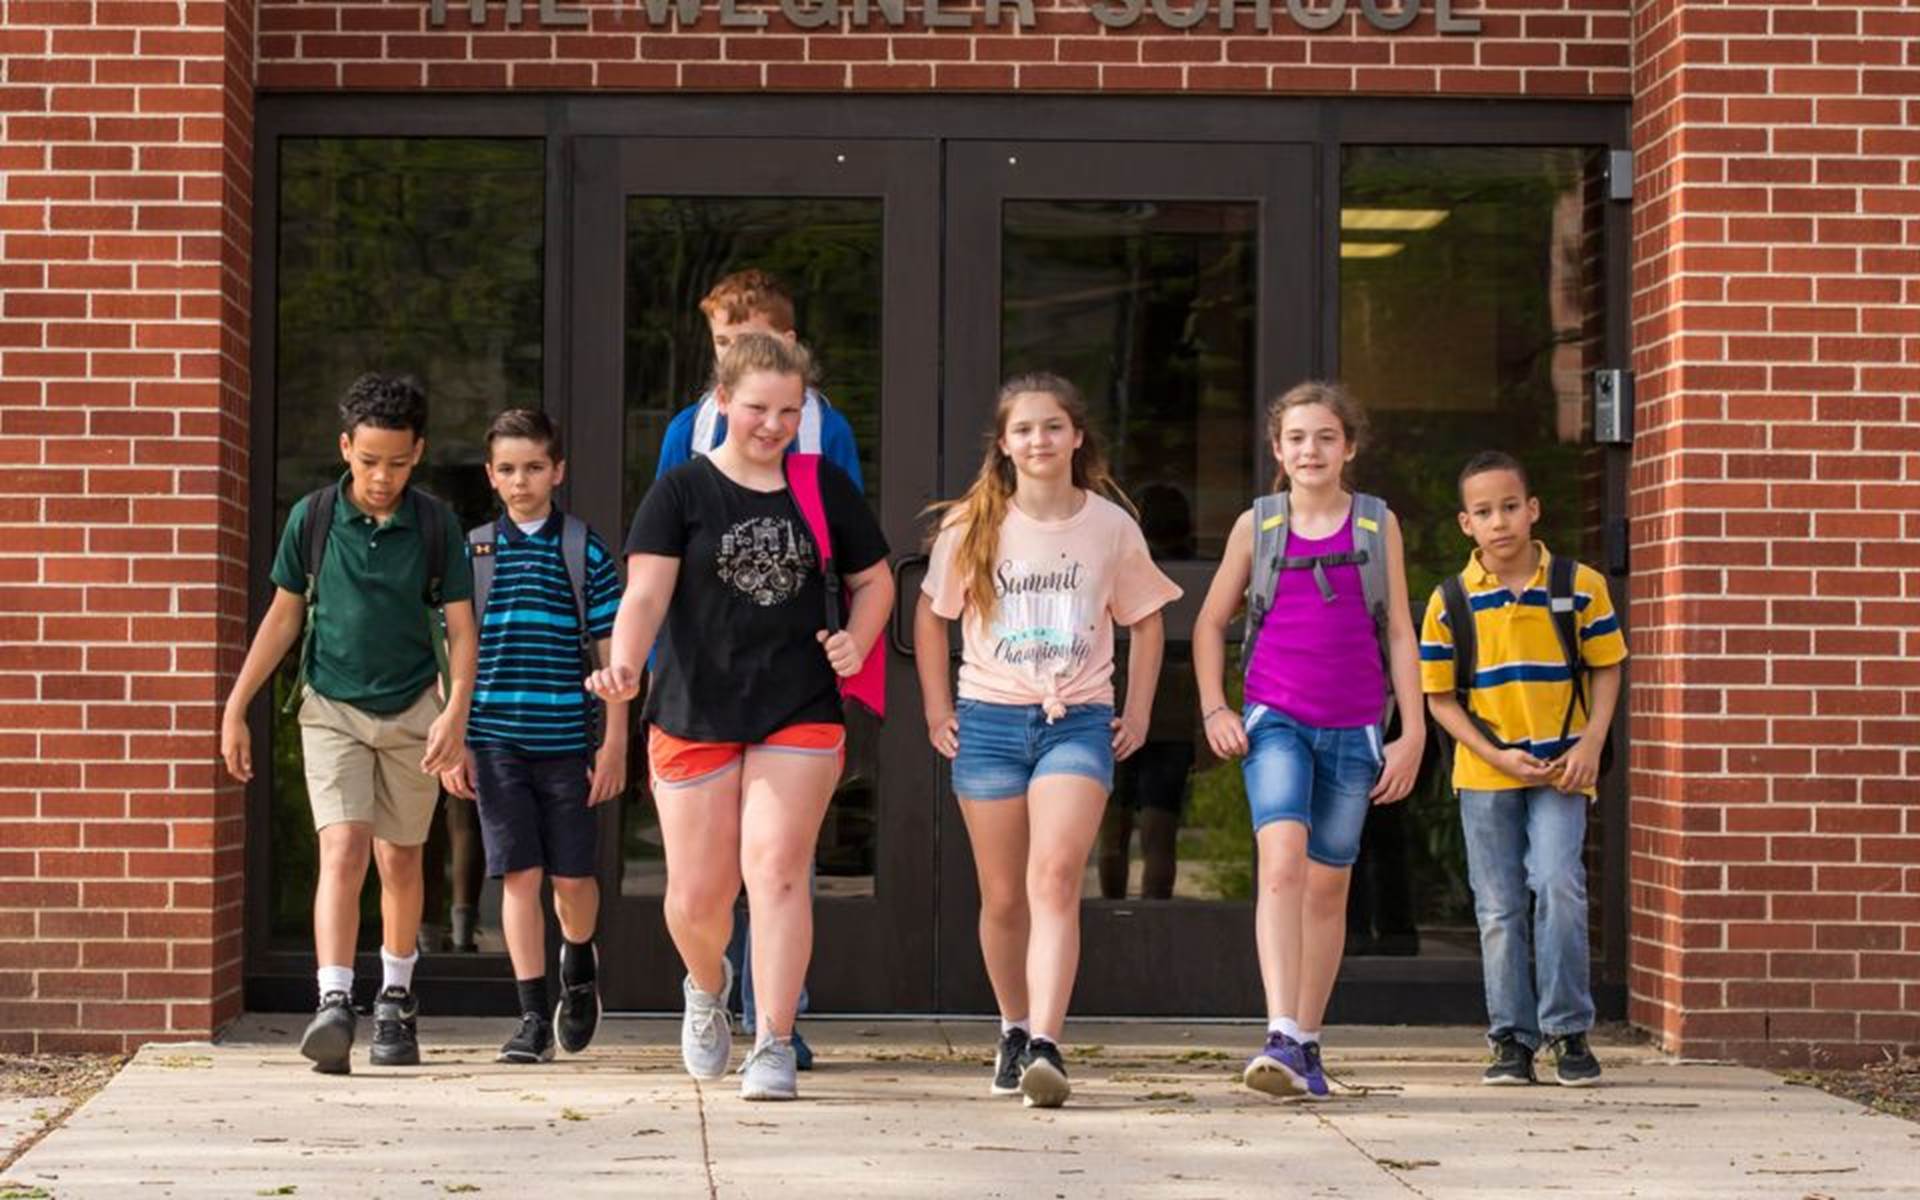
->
[[1242, 491, 1290, 661], [284, 484, 340, 714], [1547, 552, 1590, 752], [1439, 574, 1478, 714], [1439, 571, 1520, 757], [690, 393, 722, 458], [784, 453, 841, 632], [784, 454, 887, 719], [559, 513, 593, 666], [410, 489, 448, 607], [1351, 494, 1390, 646], [302, 483, 339, 605], [466, 519, 498, 622], [798, 388, 825, 455]]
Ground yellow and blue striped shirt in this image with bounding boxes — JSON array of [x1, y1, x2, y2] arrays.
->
[[1419, 544, 1628, 793]]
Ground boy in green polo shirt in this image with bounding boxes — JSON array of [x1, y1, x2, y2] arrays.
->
[[220, 373, 477, 1075]]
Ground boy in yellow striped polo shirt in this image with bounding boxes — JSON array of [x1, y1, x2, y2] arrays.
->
[[1421, 451, 1627, 1089]]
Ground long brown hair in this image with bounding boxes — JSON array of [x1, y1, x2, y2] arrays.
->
[[1266, 379, 1367, 492], [924, 372, 1133, 621]]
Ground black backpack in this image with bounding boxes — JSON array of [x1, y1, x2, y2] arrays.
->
[[1436, 554, 1614, 784], [282, 483, 452, 712]]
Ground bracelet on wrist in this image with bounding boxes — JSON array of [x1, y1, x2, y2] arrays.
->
[[1201, 705, 1230, 722]]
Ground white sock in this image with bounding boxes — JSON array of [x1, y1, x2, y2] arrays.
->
[[1297, 1028, 1321, 1045], [316, 965, 352, 1000], [1001, 1018, 1030, 1036], [1277, 1017, 1301, 1041], [380, 947, 418, 993]]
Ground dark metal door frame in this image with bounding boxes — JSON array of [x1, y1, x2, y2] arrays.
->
[[566, 136, 942, 1013], [242, 95, 1632, 1019]]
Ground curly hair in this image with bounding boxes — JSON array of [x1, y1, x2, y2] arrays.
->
[[698, 269, 796, 332], [338, 373, 428, 438]]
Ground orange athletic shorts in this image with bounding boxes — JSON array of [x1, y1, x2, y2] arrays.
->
[[647, 723, 846, 789]]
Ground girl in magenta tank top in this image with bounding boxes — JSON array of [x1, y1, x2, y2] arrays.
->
[[1191, 381, 1425, 1100]]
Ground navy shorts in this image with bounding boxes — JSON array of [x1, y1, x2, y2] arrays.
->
[[471, 748, 598, 879], [951, 699, 1114, 800]]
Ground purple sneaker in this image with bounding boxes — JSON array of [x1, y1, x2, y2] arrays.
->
[[1299, 1040, 1330, 1099], [1242, 1032, 1306, 1097]]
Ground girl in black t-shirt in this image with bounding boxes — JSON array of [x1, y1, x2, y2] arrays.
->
[[588, 334, 893, 1102]]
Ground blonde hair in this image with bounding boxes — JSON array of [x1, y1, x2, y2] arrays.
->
[[1266, 379, 1367, 492], [925, 372, 1133, 622], [714, 331, 813, 395]]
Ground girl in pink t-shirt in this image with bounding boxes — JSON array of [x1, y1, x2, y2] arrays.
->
[[1193, 381, 1425, 1101], [914, 372, 1180, 1109]]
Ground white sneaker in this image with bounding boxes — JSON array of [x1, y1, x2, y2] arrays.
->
[[739, 1037, 798, 1101], [681, 957, 735, 1081]]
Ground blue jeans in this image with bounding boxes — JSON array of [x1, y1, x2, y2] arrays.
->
[[951, 700, 1114, 800], [1459, 786, 1595, 1049], [1240, 703, 1382, 867]]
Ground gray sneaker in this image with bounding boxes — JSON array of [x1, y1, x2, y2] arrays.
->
[[681, 957, 735, 1081], [739, 1037, 798, 1101]]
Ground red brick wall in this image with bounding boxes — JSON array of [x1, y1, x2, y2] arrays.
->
[[255, 0, 1632, 97], [7, 0, 1914, 1064], [1628, 0, 1920, 1068], [0, 0, 253, 1053]]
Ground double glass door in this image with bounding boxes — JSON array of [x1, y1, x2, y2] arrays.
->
[[568, 137, 1313, 1014], [564, 135, 1619, 1016]]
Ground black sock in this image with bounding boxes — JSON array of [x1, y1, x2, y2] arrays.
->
[[560, 937, 596, 986], [516, 976, 547, 1017]]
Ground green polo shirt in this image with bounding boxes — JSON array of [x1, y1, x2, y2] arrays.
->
[[270, 477, 475, 715]]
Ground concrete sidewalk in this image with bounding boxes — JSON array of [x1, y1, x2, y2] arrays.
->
[[4, 1016, 1914, 1199]]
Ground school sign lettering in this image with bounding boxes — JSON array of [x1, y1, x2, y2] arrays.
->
[[428, 0, 1484, 35]]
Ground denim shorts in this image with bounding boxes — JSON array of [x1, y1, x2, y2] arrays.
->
[[951, 699, 1114, 800], [1240, 702, 1384, 867]]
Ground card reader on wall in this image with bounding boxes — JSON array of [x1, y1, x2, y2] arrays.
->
[[1593, 369, 1633, 445]]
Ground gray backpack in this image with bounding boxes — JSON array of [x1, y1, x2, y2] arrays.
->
[[1243, 491, 1394, 723]]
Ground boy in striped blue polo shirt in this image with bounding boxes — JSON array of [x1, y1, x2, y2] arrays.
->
[[1421, 451, 1626, 1089], [442, 409, 626, 1064]]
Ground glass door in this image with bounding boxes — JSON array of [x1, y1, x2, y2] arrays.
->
[[567, 137, 940, 1012], [937, 142, 1316, 1015]]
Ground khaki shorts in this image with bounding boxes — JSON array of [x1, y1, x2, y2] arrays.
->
[[298, 687, 442, 845]]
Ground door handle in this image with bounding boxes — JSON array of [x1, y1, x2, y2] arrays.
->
[[889, 554, 929, 657]]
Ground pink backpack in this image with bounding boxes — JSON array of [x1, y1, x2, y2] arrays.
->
[[785, 454, 887, 720]]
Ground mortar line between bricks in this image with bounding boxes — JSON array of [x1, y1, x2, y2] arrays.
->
[[694, 1077, 719, 1200], [1311, 1109, 1431, 1199]]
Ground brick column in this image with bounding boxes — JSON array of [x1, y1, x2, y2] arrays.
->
[[0, 0, 254, 1052], [1628, 0, 1920, 1067]]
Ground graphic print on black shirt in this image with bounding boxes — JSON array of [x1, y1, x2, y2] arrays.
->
[[625, 456, 889, 744], [717, 517, 811, 606]]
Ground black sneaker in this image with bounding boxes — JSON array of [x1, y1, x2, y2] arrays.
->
[[499, 1011, 555, 1064], [1483, 1036, 1535, 1086], [991, 1026, 1029, 1096], [299, 990, 355, 1075], [791, 1028, 814, 1072], [369, 986, 420, 1067], [1548, 1032, 1601, 1087], [554, 964, 601, 1057], [1018, 1038, 1070, 1109]]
